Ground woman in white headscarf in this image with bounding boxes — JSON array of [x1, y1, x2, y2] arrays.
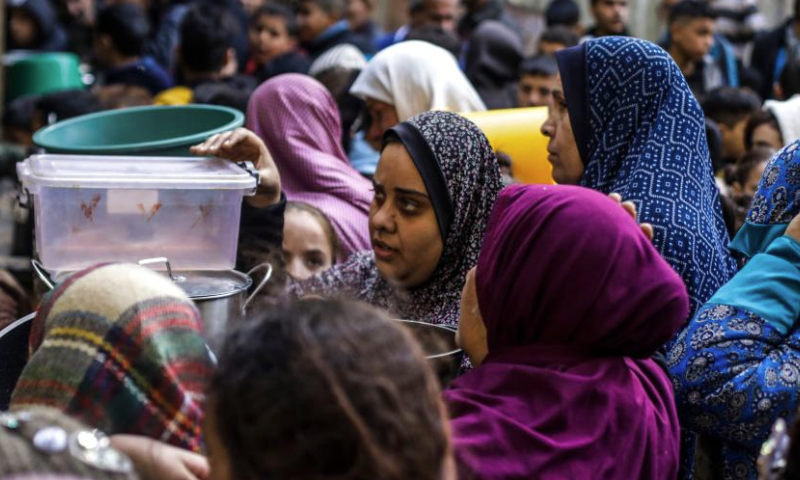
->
[[350, 40, 486, 148]]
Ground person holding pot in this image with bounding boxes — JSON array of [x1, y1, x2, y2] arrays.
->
[[446, 184, 688, 480], [288, 110, 504, 327], [542, 36, 737, 319]]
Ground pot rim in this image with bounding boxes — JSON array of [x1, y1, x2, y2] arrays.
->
[[396, 319, 463, 359]]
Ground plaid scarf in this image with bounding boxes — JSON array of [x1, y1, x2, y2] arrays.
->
[[11, 264, 213, 453]]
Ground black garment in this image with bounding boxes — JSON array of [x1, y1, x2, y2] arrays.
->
[[583, 25, 630, 39], [192, 74, 257, 114], [457, 0, 518, 39], [7, 0, 68, 51], [465, 21, 523, 110], [254, 51, 311, 83], [100, 57, 173, 95], [237, 194, 286, 295], [144, 3, 189, 70], [751, 19, 792, 101], [348, 21, 379, 56], [304, 26, 373, 61]]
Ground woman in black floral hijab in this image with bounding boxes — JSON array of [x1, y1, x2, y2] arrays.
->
[[289, 111, 504, 326]]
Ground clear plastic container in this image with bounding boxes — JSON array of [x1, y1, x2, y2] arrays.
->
[[17, 154, 258, 272]]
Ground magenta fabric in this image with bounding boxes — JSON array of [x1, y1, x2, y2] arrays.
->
[[444, 184, 688, 480], [246, 73, 372, 259]]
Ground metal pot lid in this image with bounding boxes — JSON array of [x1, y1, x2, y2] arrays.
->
[[168, 270, 252, 300]]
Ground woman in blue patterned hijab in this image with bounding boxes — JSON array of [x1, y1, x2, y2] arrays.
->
[[543, 36, 736, 318]]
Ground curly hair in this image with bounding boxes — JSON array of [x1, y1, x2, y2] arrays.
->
[[208, 300, 451, 480]]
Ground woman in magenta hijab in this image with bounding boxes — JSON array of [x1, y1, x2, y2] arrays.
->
[[247, 73, 372, 260], [445, 184, 688, 480]]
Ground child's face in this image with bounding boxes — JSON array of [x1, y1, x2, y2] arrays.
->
[[283, 208, 335, 280], [9, 9, 38, 48], [249, 14, 296, 65], [751, 123, 784, 151], [297, 1, 338, 44], [517, 73, 557, 108], [670, 17, 715, 61]]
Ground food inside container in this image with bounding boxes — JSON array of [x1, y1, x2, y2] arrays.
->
[[17, 154, 257, 272]]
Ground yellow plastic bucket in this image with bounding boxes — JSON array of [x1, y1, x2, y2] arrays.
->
[[461, 107, 554, 185]]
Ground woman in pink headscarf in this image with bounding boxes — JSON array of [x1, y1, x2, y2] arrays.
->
[[247, 73, 372, 259]]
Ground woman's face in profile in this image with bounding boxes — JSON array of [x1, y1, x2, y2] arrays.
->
[[540, 74, 584, 185]]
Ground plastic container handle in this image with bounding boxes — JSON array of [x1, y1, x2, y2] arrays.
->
[[244, 263, 273, 312]]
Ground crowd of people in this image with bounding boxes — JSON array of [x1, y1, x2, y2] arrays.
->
[[7, 0, 800, 480]]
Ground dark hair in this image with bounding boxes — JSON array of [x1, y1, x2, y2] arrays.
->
[[96, 3, 150, 57], [779, 57, 800, 99], [300, 0, 345, 15], [285, 202, 341, 263], [669, 0, 715, 24], [405, 26, 461, 59], [3, 96, 36, 131], [250, 3, 298, 37], [545, 0, 580, 27], [539, 25, 579, 49], [519, 54, 559, 77], [179, 3, 237, 74], [702, 87, 761, 129], [745, 110, 782, 151], [208, 300, 450, 480], [409, 0, 425, 14], [730, 146, 772, 186], [34, 90, 102, 125]]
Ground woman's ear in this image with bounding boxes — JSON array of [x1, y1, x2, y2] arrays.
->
[[730, 181, 743, 196]]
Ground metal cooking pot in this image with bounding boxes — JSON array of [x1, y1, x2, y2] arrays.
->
[[32, 258, 272, 353], [397, 320, 463, 388]]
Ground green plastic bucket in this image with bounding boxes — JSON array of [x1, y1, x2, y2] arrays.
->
[[4, 52, 84, 103], [32, 105, 245, 156]]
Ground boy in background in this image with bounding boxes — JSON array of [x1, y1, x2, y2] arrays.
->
[[296, 0, 373, 59], [245, 3, 310, 82], [517, 55, 559, 108], [702, 87, 761, 168], [93, 2, 172, 96]]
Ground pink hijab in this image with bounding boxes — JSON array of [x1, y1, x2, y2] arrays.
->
[[247, 74, 372, 259]]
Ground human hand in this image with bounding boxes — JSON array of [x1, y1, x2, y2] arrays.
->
[[110, 435, 209, 480], [609, 193, 654, 241], [191, 128, 281, 208]]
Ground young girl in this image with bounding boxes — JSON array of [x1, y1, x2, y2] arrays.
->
[[283, 202, 340, 280]]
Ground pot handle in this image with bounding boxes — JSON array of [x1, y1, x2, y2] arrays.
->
[[31, 259, 55, 290], [244, 263, 273, 312], [137, 257, 186, 282]]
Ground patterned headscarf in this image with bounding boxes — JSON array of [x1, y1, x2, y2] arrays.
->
[[730, 140, 800, 258], [557, 37, 737, 317], [291, 111, 503, 326], [11, 264, 213, 453], [247, 74, 372, 260]]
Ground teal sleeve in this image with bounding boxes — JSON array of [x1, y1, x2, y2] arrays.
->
[[708, 235, 800, 335]]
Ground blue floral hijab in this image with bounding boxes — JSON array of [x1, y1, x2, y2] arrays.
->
[[731, 141, 800, 258], [556, 36, 737, 317]]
